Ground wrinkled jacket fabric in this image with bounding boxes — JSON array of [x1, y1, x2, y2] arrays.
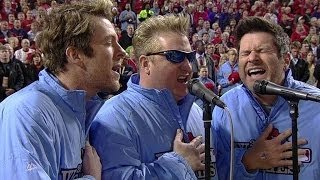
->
[[0, 69, 103, 180]]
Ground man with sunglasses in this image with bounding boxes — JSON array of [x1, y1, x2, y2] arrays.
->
[[90, 14, 219, 179]]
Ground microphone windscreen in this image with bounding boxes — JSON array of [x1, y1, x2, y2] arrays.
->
[[204, 82, 214, 90], [228, 72, 240, 83], [253, 80, 267, 94]]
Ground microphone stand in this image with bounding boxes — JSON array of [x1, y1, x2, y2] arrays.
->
[[203, 101, 212, 180], [287, 100, 299, 180]]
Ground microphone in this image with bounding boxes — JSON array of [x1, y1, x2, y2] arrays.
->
[[253, 80, 320, 102], [188, 79, 226, 108]]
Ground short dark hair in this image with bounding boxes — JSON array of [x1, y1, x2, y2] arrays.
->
[[235, 16, 290, 57]]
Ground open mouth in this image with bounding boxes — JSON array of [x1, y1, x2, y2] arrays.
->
[[177, 75, 190, 84], [112, 64, 122, 72], [248, 68, 266, 76]]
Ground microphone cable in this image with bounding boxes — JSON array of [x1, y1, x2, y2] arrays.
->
[[224, 107, 234, 180]]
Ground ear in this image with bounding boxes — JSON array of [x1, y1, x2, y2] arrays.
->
[[139, 55, 151, 75], [65, 46, 86, 70]]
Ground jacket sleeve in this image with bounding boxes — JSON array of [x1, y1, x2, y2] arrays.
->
[[0, 101, 56, 179], [212, 107, 258, 180], [90, 118, 197, 180]]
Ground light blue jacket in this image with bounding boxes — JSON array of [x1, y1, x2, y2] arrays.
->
[[90, 74, 219, 180], [0, 69, 103, 180], [212, 74, 320, 180]]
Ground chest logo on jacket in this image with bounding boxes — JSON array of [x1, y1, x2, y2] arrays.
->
[[60, 163, 83, 180], [59, 148, 85, 180], [235, 127, 311, 175]]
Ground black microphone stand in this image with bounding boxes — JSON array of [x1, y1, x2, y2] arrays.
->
[[287, 100, 299, 180], [203, 101, 212, 180]]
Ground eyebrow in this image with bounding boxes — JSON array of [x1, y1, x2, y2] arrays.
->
[[102, 35, 117, 42]]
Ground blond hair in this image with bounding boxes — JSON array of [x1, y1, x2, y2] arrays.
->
[[133, 14, 190, 61]]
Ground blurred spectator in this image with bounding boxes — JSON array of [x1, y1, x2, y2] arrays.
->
[[150, 1, 161, 16], [297, 15, 310, 32], [208, 4, 219, 25], [289, 41, 310, 82], [111, 6, 120, 26], [300, 41, 311, 59], [198, 20, 215, 41], [309, 34, 320, 60], [27, 21, 40, 43], [312, 6, 320, 19], [212, 31, 234, 49], [264, 2, 278, 24], [112, 56, 134, 95], [7, 36, 20, 51], [17, 12, 26, 23], [211, 22, 221, 34], [291, 22, 308, 43], [0, 21, 12, 44], [47, 0, 59, 14], [119, 24, 134, 50], [304, 26, 318, 44], [172, 2, 183, 15], [125, 46, 137, 73], [190, 32, 199, 49], [7, 13, 16, 29], [114, 26, 122, 38], [0, 0, 17, 20], [133, 0, 145, 13], [195, 65, 217, 108], [22, 51, 44, 86], [309, 17, 319, 31], [138, 3, 154, 22], [10, 19, 28, 41], [279, 6, 295, 35], [14, 39, 35, 63], [228, 18, 237, 36], [193, 4, 208, 26], [201, 32, 210, 45], [218, 52, 228, 69], [0, 44, 24, 102], [21, 10, 35, 31], [217, 48, 240, 95], [191, 40, 214, 80], [205, 43, 220, 70], [306, 50, 317, 86], [119, 3, 137, 31], [161, 1, 174, 15]]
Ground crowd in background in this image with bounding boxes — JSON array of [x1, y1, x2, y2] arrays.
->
[[1, 0, 320, 102]]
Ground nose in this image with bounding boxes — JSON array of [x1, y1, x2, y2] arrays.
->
[[114, 42, 126, 60], [247, 50, 259, 63]]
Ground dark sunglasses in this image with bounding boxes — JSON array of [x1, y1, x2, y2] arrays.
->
[[146, 50, 196, 63]]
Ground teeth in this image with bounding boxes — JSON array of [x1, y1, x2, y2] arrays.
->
[[248, 68, 265, 76], [177, 76, 188, 83]]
